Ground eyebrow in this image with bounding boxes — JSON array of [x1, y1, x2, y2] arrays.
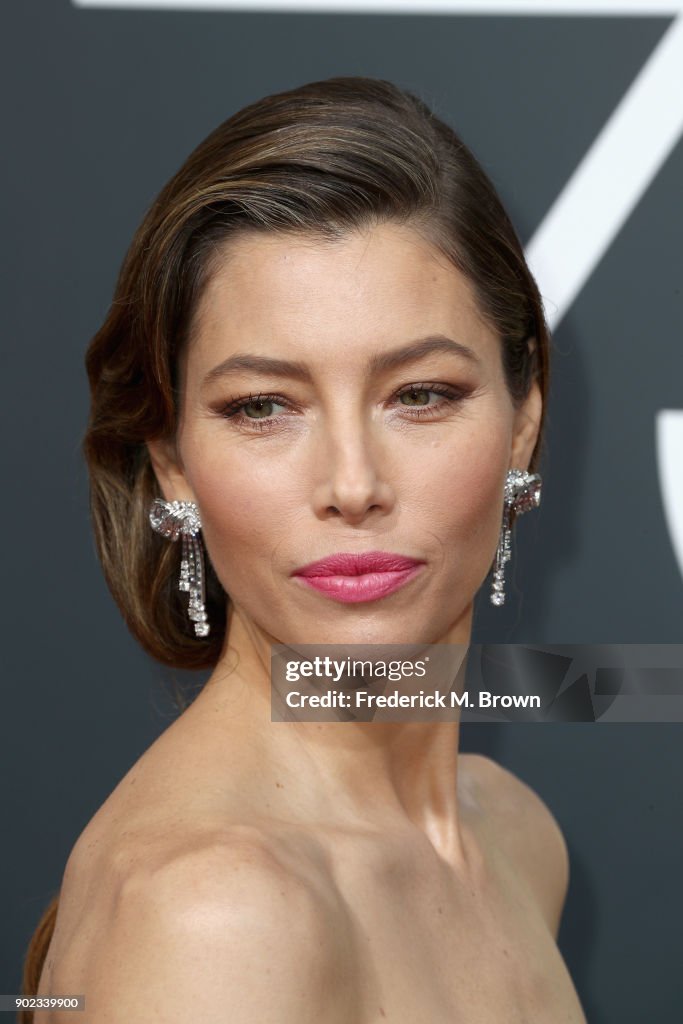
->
[[201, 334, 481, 390]]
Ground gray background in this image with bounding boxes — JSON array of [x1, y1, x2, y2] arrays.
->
[[2, 2, 682, 1020]]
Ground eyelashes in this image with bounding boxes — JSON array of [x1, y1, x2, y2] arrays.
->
[[215, 383, 471, 434]]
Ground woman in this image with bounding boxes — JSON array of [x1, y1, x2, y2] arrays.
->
[[22, 76, 586, 1022]]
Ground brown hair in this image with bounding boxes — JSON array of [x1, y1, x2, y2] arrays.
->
[[21, 75, 550, 1003]]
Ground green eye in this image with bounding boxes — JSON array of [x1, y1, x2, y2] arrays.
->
[[243, 398, 278, 419], [399, 388, 431, 406], [219, 382, 468, 434], [219, 392, 286, 433]]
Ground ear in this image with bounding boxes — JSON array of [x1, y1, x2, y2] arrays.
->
[[509, 338, 543, 471], [146, 436, 197, 505]]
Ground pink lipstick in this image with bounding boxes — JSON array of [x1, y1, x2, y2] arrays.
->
[[291, 551, 425, 604]]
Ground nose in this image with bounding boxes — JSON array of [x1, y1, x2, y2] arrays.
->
[[311, 409, 395, 524]]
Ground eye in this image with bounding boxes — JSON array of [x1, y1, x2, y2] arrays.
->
[[217, 392, 287, 432], [398, 386, 442, 407], [215, 382, 469, 433], [239, 396, 284, 420], [393, 383, 467, 419]]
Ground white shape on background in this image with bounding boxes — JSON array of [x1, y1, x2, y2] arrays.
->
[[71, 0, 683, 333], [525, 13, 683, 330], [656, 412, 683, 580]]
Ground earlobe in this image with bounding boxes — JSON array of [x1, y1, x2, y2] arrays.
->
[[146, 437, 194, 505]]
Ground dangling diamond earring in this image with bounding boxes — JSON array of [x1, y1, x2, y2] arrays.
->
[[149, 498, 210, 637], [490, 469, 542, 607]]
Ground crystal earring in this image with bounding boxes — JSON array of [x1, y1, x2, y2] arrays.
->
[[490, 469, 542, 607], [149, 498, 210, 637]]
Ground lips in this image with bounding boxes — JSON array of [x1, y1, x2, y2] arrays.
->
[[293, 551, 424, 577], [291, 551, 426, 604]]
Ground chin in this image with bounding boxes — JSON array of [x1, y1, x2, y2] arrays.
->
[[283, 619, 436, 648]]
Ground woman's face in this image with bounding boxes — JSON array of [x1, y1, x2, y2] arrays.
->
[[149, 221, 541, 647]]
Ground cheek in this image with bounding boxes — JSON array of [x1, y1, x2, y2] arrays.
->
[[181, 444, 300, 596], [406, 416, 510, 609], [415, 420, 508, 540]]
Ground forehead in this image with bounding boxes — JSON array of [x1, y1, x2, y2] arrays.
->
[[188, 221, 498, 375]]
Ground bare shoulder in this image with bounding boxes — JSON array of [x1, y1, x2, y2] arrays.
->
[[461, 753, 570, 938], [56, 825, 358, 1024]]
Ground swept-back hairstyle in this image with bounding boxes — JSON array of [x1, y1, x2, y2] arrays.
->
[[20, 76, 550, 1009]]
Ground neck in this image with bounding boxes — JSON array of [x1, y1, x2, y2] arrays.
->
[[192, 601, 475, 865]]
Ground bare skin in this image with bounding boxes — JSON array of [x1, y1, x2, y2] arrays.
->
[[36, 222, 586, 1022]]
